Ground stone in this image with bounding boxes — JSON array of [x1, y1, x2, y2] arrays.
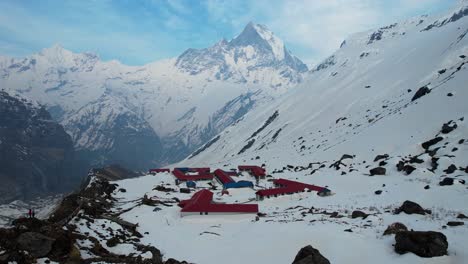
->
[[411, 86, 430, 101], [394, 231, 448, 257], [443, 164, 457, 174], [292, 245, 331, 264], [439, 178, 454, 186], [441, 122, 457, 134], [351, 210, 368, 219], [383, 222, 408, 235], [447, 221, 464, 227], [374, 154, 389, 162], [403, 165, 416, 175], [16, 232, 55, 258], [369, 167, 386, 176], [395, 200, 430, 215], [375, 190, 382, 195], [421, 137, 443, 150]]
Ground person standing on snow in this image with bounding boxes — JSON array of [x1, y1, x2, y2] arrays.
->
[[28, 208, 32, 218]]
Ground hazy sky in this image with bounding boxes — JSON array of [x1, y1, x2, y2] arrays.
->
[[0, 0, 459, 66]]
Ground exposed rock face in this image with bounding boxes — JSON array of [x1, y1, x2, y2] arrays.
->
[[394, 231, 448, 257], [0, 91, 82, 203], [292, 245, 331, 264], [16, 232, 55, 258], [395, 200, 430, 215]]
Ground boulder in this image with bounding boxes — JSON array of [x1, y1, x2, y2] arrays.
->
[[383, 222, 408, 235], [394, 231, 448, 257], [411, 86, 431, 101], [351, 210, 368, 219], [439, 178, 454, 186], [447, 221, 464, 227], [375, 190, 382, 195], [441, 122, 457, 134], [443, 164, 457, 174], [457, 213, 467, 219], [421, 137, 443, 150], [369, 167, 386, 176], [16, 232, 55, 258], [403, 165, 416, 175], [292, 245, 330, 264], [374, 154, 389, 162], [395, 200, 430, 215]]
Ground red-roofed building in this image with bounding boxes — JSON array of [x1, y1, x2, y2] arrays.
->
[[172, 169, 214, 182], [178, 189, 259, 216], [255, 178, 330, 200], [214, 169, 235, 185], [238, 165, 266, 179]]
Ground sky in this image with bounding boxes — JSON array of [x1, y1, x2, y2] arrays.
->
[[0, 0, 460, 67]]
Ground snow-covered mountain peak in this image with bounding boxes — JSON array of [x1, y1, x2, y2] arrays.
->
[[230, 22, 286, 60], [175, 22, 307, 85]]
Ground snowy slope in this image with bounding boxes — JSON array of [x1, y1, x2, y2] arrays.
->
[[150, 3, 468, 263], [0, 23, 307, 168]]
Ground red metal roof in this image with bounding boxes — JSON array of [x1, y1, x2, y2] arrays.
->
[[172, 169, 214, 181], [238, 165, 266, 177], [179, 190, 258, 213], [214, 169, 234, 184], [256, 178, 326, 197]]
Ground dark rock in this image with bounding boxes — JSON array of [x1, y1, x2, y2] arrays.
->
[[411, 86, 431, 101], [179, 188, 191, 194], [394, 231, 448, 257], [16, 232, 55, 258], [457, 213, 468, 219], [106, 236, 120, 247], [340, 154, 353, 160], [438, 69, 446, 74], [375, 190, 382, 195], [439, 177, 454, 186], [422, 137, 443, 150], [344, 229, 353, 232], [379, 161, 387, 166], [447, 221, 464, 227], [396, 161, 405, 171], [369, 167, 386, 176], [403, 165, 416, 175], [409, 156, 424, 164], [374, 154, 389, 162], [351, 210, 368, 219], [459, 139, 465, 144], [441, 122, 457, 134], [443, 164, 457, 174], [383, 222, 408, 235], [447, 93, 453, 97], [424, 185, 430, 190], [395, 200, 430, 215], [292, 245, 331, 264]]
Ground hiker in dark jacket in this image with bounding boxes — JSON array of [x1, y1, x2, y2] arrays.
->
[[32, 209, 35, 218], [28, 208, 32, 218]]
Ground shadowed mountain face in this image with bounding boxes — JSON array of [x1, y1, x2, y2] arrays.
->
[[0, 91, 84, 203]]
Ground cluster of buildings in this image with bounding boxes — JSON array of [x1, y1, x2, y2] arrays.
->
[[149, 165, 330, 216]]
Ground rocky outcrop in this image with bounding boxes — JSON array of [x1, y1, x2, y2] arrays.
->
[[383, 222, 408, 235], [394, 231, 448, 257], [16, 232, 55, 258], [0, 91, 83, 203], [292, 245, 331, 264]]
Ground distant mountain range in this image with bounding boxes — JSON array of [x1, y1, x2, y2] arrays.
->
[[0, 22, 308, 170]]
